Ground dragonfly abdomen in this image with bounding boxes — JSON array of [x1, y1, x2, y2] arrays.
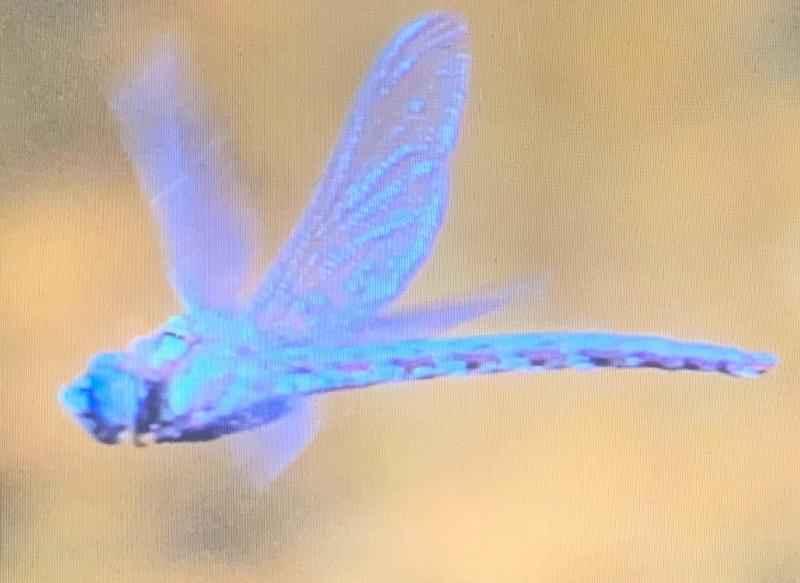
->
[[274, 332, 778, 396]]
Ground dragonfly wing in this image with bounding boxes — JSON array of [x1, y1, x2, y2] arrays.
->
[[227, 398, 319, 488], [111, 40, 256, 313], [247, 13, 470, 341], [349, 276, 546, 344]]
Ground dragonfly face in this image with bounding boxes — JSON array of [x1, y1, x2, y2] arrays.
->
[[60, 352, 151, 444], [61, 328, 195, 445]]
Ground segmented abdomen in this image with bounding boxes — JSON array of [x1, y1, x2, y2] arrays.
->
[[271, 332, 778, 396]]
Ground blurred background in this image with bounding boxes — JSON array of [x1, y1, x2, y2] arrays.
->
[[2, 1, 800, 581]]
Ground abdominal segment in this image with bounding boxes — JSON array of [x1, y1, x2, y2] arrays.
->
[[272, 331, 777, 396]]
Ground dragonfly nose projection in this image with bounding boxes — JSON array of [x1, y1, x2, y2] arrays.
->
[[61, 13, 777, 484]]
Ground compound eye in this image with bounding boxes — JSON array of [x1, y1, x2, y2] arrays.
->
[[60, 379, 93, 416]]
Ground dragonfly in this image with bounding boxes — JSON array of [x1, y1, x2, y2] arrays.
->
[[61, 12, 777, 485]]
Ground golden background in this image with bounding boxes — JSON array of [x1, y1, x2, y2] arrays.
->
[[2, 1, 799, 581]]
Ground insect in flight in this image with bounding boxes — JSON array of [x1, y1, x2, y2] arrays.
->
[[61, 13, 777, 484]]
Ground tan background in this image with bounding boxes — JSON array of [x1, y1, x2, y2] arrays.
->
[[2, 1, 800, 581]]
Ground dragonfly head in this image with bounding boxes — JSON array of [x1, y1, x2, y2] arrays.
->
[[60, 351, 148, 444]]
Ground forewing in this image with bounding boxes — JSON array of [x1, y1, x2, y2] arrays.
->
[[111, 40, 256, 313], [248, 13, 470, 341]]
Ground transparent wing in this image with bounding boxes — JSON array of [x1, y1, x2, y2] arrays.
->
[[347, 277, 546, 345], [247, 13, 470, 342], [227, 398, 319, 488], [111, 40, 256, 313]]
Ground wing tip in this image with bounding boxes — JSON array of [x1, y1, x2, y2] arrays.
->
[[109, 36, 186, 120], [414, 11, 470, 49]]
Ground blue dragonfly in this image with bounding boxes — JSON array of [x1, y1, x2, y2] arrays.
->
[[61, 13, 777, 485]]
